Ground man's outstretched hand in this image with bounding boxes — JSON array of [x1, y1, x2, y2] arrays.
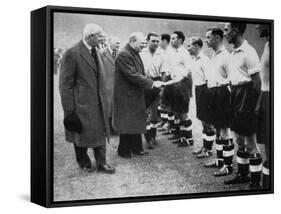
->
[[152, 81, 165, 88]]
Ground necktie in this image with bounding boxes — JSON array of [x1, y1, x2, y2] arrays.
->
[[112, 50, 117, 59], [90, 48, 102, 106], [91, 47, 99, 67]]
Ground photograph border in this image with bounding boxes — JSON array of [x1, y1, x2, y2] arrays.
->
[[31, 5, 274, 208]]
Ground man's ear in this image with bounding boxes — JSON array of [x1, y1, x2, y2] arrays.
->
[[233, 27, 240, 34], [215, 35, 220, 41], [194, 44, 199, 50]]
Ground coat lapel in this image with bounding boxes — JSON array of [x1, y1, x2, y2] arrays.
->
[[126, 44, 145, 75], [103, 48, 115, 65], [79, 41, 98, 75], [75, 41, 110, 142], [96, 50, 111, 142]]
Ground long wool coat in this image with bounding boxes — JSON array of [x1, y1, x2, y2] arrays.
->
[[101, 47, 115, 118], [113, 43, 154, 134], [59, 41, 110, 148]]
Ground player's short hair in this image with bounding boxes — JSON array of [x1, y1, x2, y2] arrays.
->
[[147, 32, 160, 41], [161, 34, 171, 43], [207, 27, 224, 39], [189, 36, 203, 48], [173, 31, 185, 43], [230, 22, 247, 35]]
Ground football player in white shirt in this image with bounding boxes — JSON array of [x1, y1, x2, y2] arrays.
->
[[202, 28, 235, 177], [162, 31, 193, 147], [223, 22, 262, 188], [140, 32, 165, 149], [158, 34, 173, 132], [186, 37, 217, 161], [256, 23, 271, 189]]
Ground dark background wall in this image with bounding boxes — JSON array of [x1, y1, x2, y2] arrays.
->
[[54, 12, 266, 57]]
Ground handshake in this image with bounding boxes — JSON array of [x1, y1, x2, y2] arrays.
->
[[152, 80, 166, 89]]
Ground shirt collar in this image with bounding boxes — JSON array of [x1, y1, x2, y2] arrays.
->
[[107, 46, 113, 55], [233, 39, 249, 53], [195, 51, 204, 60], [215, 45, 226, 55], [82, 39, 92, 53], [161, 45, 171, 53], [142, 47, 160, 56], [142, 47, 150, 54], [171, 45, 183, 53]]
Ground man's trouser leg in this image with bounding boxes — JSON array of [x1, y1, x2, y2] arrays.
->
[[93, 145, 106, 167], [74, 144, 91, 169], [131, 134, 144, 154], [118, 134, 133, 157]]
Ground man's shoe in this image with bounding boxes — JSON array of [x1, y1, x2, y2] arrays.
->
[[162, 130, 173, 135], [214, 165, 233, 177], [193, 147, 204, 155], [168, 135, 181, 140], [133, 151, 149, 156], [78, 162, 94, 172], [178, 137, 193, 147], [196, 149, 212, 159], [156, 121, 164, 128], [172, 139, 181, 144], [249, 182, 262, 189], [80, 166, 94, 172], [158, 122, 168, 131], [204, 159, 224, 168], [224, 173, 250, 185], [97, 164, 116, 174], [118, 153, 132, 158]]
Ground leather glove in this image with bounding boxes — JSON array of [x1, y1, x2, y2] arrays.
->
[[63, 112, 83, 133]]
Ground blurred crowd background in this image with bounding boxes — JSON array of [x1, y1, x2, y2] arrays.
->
[[53, 12, 266, 75]]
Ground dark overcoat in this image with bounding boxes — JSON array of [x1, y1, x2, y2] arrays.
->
[[113, 43, 154, 134], [59, 40, 110, 148], [101, 47, 115, 118]]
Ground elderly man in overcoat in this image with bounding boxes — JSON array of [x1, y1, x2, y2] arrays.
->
[[113, 32, 164, 158], [101, 37, 120, 133], [59, 23, 115, 173]]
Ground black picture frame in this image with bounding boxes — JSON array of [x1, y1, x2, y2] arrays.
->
[[31, 5, 274, 208]]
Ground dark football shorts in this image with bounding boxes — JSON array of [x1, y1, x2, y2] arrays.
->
[[208, 85, 231, 128], [144, 77, 161, 108], [163, 76, 192, 114], [256, 91, 270, 145], [195, 84, 212, 123], [230, 82, 260, 136]]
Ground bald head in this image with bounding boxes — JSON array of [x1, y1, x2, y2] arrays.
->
[[128, 32, 147, 53], [129, 32, 145, 42], [82, 23, 105, 48], [83, 24, 103, 39]]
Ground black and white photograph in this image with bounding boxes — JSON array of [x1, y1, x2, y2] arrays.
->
[[50, 7, 273, 204], [2, 0, 281, 212]]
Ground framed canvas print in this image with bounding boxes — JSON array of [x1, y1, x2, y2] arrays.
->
[[31, 5, 274, 207]]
